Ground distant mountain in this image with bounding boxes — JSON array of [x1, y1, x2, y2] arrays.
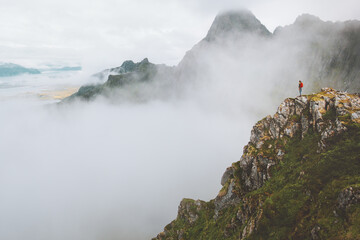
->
[[65, 10, 360, 104], [178, 11, 360, 94], [63, 58, 175, 102], [0, 63, 40, 77], [273, 13, 360, 92], [36, 65, 82, 72], [203, 9, 271, 42], [93, 59, 153, 80]]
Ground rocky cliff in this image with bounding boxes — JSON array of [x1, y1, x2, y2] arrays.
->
[[154, 88, 360, 240]]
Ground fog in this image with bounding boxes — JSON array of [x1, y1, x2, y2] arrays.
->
[[2, 98, 254, 239], [0, 88, 252, 239], [1, 8, 359, 240], [0, 57, 295, 240]]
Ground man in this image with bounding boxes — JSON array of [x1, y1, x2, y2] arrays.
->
[[298, 80, 303, 96]]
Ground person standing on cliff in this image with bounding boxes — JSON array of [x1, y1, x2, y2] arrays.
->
[[299, 80, 303, 96]]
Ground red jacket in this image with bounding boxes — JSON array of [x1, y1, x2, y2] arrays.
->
[[299, 82, 303, 88]]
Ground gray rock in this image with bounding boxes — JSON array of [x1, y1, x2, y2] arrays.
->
[[295, 96, 308, 115], [301, 114, 309, 138], [269, 118, 280, 139], [250, 115, 272, 148], [337, 186, 360, 210], [214, 180, 240, 218], [239, 154, 274, 191], [177, 229, 184, 240], [177, 199, 207, 225], [311, 226, 321, 240], [283, 122, 300, 138], [310, 99, 324, 127], [351, 111, 360, 120], [221, 167, 234, 186], [321, 87, 333, 92]]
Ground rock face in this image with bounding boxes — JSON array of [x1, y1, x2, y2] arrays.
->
[[154, 88, 360, 240], [154, 198, 213, 240], [177, 199, 206, 225], [215, 88, 358, 215], [337, 186, 360, 211]]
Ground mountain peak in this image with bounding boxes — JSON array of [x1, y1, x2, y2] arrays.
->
[[294, 13, 323, 27], [204, 9, 271, 41]]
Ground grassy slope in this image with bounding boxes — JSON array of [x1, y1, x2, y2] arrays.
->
[[160, 114, 360, 240], [251, 121, 360, 240]]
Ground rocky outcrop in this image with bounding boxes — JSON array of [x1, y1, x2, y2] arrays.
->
[[337, 186, 360, 211], [221, 167, 234, 186], [155, 198, 211, 240], [177, 199, 205, 225], [214, 88, 359, 219], [154, 88, 360, 240], [237, 197, 263, 240], [214, 179, 241, 218]]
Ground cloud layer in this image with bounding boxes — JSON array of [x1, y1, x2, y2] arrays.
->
[[0, 94, 254, 239], [1, 0, 359, 68]]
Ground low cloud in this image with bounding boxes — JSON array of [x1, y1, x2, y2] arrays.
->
[[1, 6, 359, 239], [0, 95, 252, 239]]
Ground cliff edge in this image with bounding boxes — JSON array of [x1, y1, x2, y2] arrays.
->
[[154, 88, 360, 240]]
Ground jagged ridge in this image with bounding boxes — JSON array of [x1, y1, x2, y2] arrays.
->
[[63, 58, 173, 102], [65, 11, 360, 103], [154, 88, 360, 240]]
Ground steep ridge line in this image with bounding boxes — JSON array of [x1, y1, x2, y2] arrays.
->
[[64, 10, 360, 103]]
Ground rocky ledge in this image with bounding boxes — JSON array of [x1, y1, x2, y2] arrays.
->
[[154, 88, 360, 240]]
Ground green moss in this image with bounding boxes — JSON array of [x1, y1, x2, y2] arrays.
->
[[310, 96, 323, 102], [218, 181, 231, 197], [290, 114, 301, 122], [249, 122, 360, 240], [69, 84, 103, 100], [338, 113, 352, 124], [158, 116, 360, 240], [323, 106, 337, 121], [65, 59, 159, 102]]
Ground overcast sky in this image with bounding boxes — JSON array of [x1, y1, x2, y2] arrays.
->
[[1, 0, 359, 70]]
